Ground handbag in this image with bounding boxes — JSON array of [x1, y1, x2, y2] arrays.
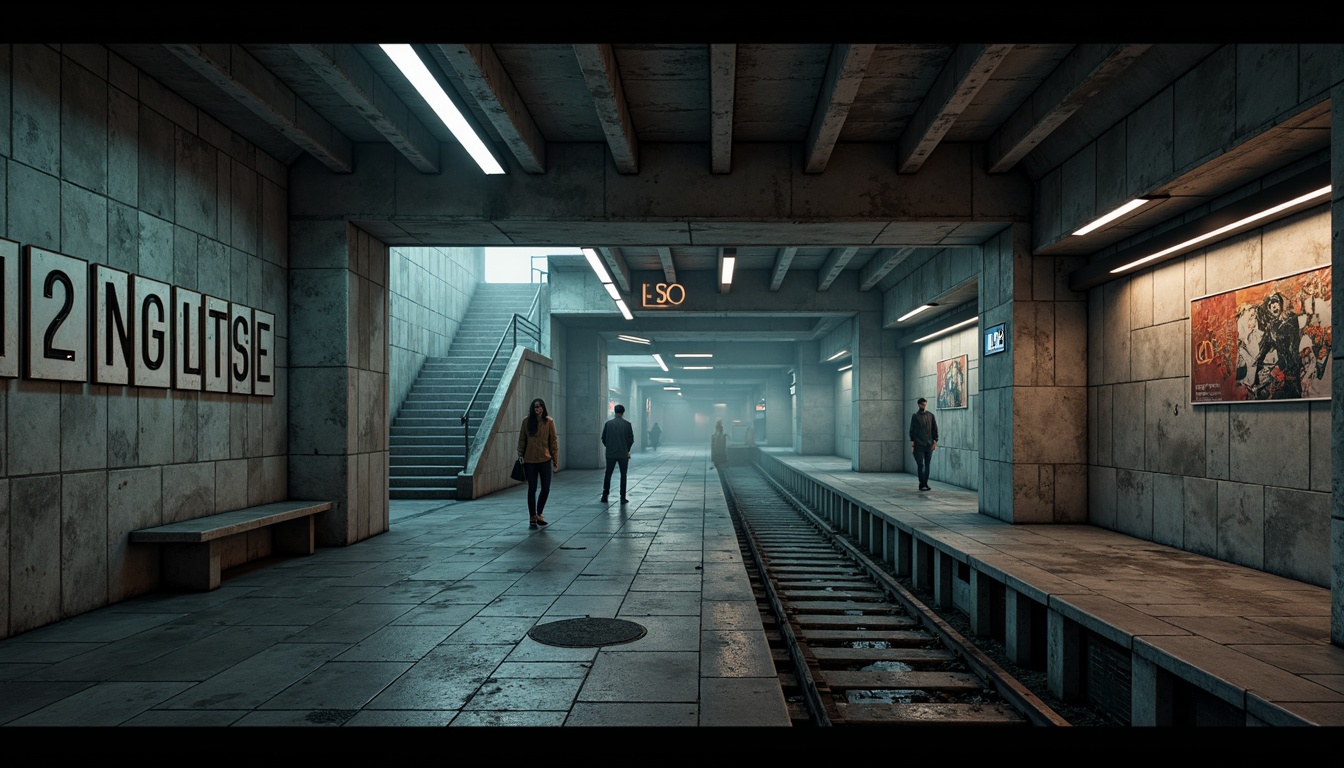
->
[[511, 458, 526, 481]]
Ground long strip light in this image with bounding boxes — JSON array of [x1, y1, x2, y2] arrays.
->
[[618, 334, 651, 345], [1073, 198, 1153, 236], [720, 253, 736, 285], [663, 386, 681, 391], [651, 377, 675, 383], [379, 44, 504, 175], [825, 349, 849, 362], [674, 353, 712, 358], [682, 366, 713, 370], [1109, 185, 1332, 275], [652, 353, 668, 372], [614, 299, 633, 321], [912, 316, 978, 343], [837, 364, 853, 372], [583, 247, 613, 283], [897, 303, 937, 322]]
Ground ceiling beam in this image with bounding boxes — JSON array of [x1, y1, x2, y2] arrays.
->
[[657, 246, 676, 283], [803, 44, 875, 174], [770, 247, 797, 291], [859, 247, 916, 290], [709, 44, 736, 174], [165, 44, 353, 173], [573, 44, 639, 174], [599, 246, 632, 293], [818, 246, 859, 291], [987, 43, 1152, 174], [437, 43, 546, 174], [897, 44, 1013, 174], [290, 44, 439, 174]]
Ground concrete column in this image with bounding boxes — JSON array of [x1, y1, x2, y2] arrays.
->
[[1047, 608, 1082, 701], [1130, 653, 1172, 726], [1332, 82, 1344, 648], [853, 306, 903, 471], [968, 568, 994, 636], [1004, 587, 1035, 665], [287, 221, 389, 547], [563, 327, 605, 469], [794, 341, 833, 454], [764, 372, 792, 447], [978, 223, 1088, 523], [933, 548, 954, 610]]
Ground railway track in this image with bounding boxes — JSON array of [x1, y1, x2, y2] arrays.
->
[[720, 463, 1072, 728]]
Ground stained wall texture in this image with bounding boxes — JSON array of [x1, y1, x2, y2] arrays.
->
[[388, 246, 484, 418]]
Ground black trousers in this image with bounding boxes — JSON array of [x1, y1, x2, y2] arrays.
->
[[603, 456, 629, 497], [524, 461, 552, 515]]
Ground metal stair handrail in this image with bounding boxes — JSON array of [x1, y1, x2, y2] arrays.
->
[[461, 310, 541, 457]]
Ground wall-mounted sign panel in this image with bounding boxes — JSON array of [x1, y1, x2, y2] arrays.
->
[[984, 323, 1006, 356], [173, 287, 204, 391], [254, 309, 274, 397], [1, 238, 18, 378], [229, 304, 252, 395], [25, 246, 88, 382], [203, 295, 230, 393], [134, 276, 172, 388], [91, 265, 133, 385], [641, 282, 685, 309]]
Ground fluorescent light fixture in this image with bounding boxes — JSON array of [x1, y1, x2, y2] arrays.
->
[[1072, 198, 1153, 236], [652, 353, 668, 372], [912, 316, 979, 343], [837, 364, 853, 372], [582, 247, 612, 283], [897, 303, 937, 322], [380, 44, 504, 175], [674, 353, 712, 358], [651, 377, 674, 383], [614, 298, 633, 321], [663, 386, 680, 391], [603, 283, 621, 301], [1110, 185, 1332, 275], [617, 334, 651, 345], [682, 366, 713, 370], [720, 254, 736, 285], [825, 349, 849, 362]]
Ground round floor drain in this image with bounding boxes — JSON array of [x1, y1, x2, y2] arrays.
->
[[528, 617, 647, 647]]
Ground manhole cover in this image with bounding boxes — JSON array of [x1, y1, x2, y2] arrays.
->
[[528, 617, 647, 648]]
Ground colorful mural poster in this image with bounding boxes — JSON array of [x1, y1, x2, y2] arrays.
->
[[1190, 265, 1331, 404], [937, 355, 968, 409]]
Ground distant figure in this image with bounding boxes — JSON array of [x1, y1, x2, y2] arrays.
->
[[649, 422, 662, 450], [908, 397, 938, 492], [711, 419, 728, 469], [518, 398, 559, 529], [601, 404, 635, 504]]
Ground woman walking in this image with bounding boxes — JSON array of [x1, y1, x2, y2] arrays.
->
[[518, 398, 559, 529]]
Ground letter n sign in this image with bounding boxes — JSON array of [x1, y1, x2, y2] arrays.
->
[[24, 246, 88, 382]]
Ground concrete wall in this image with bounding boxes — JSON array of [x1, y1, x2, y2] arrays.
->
[[1088, 205, 1332, 586], [387, 246, 484, 418], [0, 44, 290, 638], [834, 369, 852, 459], [903, 326, 980, 491]]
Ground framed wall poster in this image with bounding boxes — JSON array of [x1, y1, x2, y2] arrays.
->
[[1190, 264, 1331, 404], [936, 354, 968, 409]]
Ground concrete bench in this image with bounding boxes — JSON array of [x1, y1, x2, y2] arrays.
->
[[129, 500, 332, 591]]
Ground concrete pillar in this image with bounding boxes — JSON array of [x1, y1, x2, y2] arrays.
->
[[287, 221, 388, 547], [1130, 653, 1172, 726], [852, 306, 904, 471], [563, 327, 605, 469], [933, 548, 954, 610], [1047, 608, 1082, 701], [1331, 82, 1344, 648], [979, 223, 1088, 523], [968, 568, 994, 636], [1004, 587, 1035, 665], [794, 340, 833, 454], [764, 372, 792, 447]]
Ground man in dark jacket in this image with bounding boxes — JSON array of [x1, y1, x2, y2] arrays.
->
[[601, 404, 635, 503], [909, 397, 938, 491]]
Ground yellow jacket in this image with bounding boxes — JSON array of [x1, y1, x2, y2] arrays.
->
[[518, 416, 558, 465]]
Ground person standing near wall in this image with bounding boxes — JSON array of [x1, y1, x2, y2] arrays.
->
[[909, 397, 938, 492], [601, 404, 635, 504], [518, 398, 559, 528], [649, 422, 662, 450], [711, 419, 728, 469]]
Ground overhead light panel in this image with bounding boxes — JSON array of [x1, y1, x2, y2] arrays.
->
[[614, 299, 633, 321], [1072, 197, 1162, 236], [663, 386, 681, 391], [582, 247, 613, 284], [652, 353, 668, 372], [603, 283, 621, 301], [380, 44, 504, 175], [618, 334, 651, 345], [825, 349, 849, 362], [897, 303, 937, 322], [674, 353, 712, 358], [837, 364, 853, 372], [720, 253, 736, 285], [682, 366, 713, 370], [912, 316, 978, 343], [651, 377, 674, 383]]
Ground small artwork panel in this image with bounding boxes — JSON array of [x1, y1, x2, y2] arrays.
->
[[1191, 264, 1331, 404], [936, 354, 968, 409]]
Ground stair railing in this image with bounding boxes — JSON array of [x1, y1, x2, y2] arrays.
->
[[460, 310, 543, 460]]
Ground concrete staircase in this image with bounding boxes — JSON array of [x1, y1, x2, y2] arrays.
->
[[389, 283, 541, 500]]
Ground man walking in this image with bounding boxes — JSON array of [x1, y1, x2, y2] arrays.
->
[[601, 404, 635, 503], [909, 397, 938, 492]]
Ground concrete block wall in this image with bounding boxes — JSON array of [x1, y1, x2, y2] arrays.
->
[[387, 246, 484, 417], [834, 370, 852, 459], [1088, 206, 1332, 586], [903, 325, 979, 491], [0, 44, 290, 638]]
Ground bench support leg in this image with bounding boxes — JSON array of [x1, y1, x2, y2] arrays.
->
[[161, 541, 222, 591], [273, 516, 315, 555]]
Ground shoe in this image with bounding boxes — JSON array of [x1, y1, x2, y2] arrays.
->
[[620, 497, 629, 504], [600, 495, 608, 503], [529, 516, 538, 529], [535, 515, 548, 526], [919, 486, 930, 491]]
